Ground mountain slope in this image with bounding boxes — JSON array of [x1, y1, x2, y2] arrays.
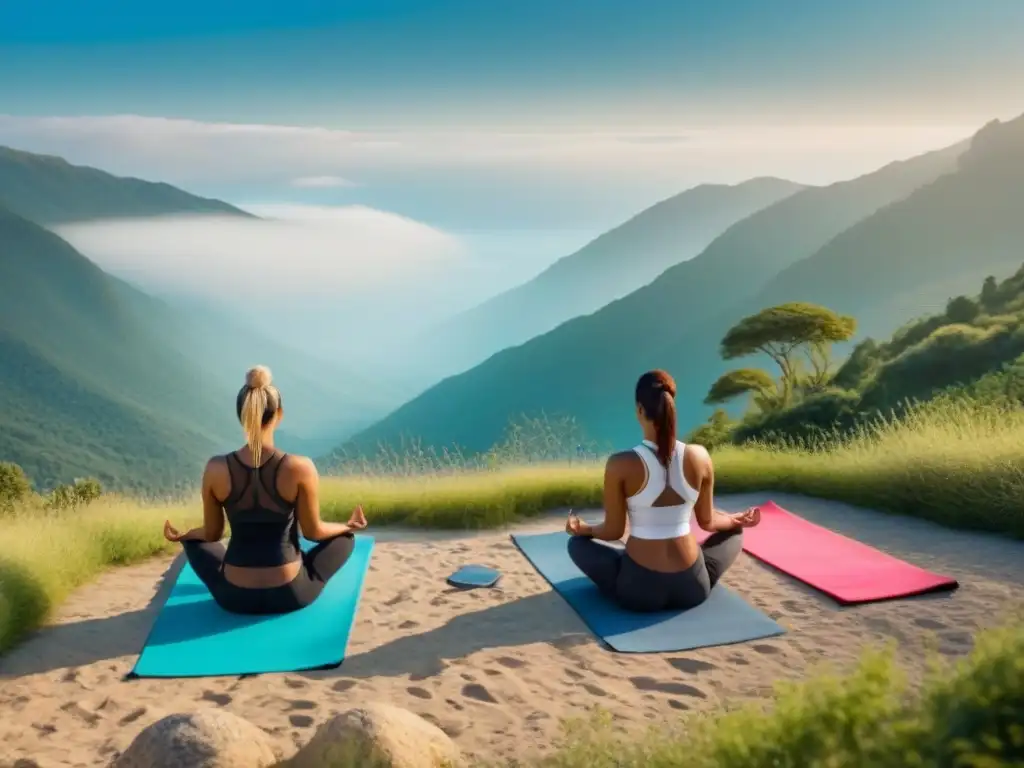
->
[[117, 292, 403, 449], [419, 177, 805, 376], [329, 134, 970, 461], [0, 145, 251, 223], [0, 204, 238, 489], [739, 115, 1024, 345]]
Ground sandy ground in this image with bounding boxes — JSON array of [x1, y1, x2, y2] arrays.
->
[[1, 492, 1022, 767]]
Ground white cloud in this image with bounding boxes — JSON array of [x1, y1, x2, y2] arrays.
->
[[52, 205, 466, 300], [0, 113, 980, 188], [290, 175, 356, 188]]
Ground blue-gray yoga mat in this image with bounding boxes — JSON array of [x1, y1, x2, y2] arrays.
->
[[512, 532, 784, 653], [129, 536, 374, 678], [447, 564, 501, 588]]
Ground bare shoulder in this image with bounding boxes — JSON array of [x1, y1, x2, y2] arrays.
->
[[683, 442, 711, 466], [203, 454, 229, 478], [282, 453, 317, 479], [606, 449, 642, 476], [682, 443, 712, 486]]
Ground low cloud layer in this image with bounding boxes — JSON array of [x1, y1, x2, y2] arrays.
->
[[54, 204, 465, 301], [290, 175, 356, 188]]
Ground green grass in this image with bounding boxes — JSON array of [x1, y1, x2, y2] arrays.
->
[[2, 396, 1023, 653], [714, 396, 1024, 539], [527, 620, 1024, 768], [0, 400, 1022, 766]]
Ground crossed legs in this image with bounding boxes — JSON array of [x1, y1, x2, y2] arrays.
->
[[181, 533, 356, 614], [567, 528, 744, 612]]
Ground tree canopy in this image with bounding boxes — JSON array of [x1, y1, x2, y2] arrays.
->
[[718, 302, 857, 404], [704, 368, 778, 405], [721, 302, 857, 359]]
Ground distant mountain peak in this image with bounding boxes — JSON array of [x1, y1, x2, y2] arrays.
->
[[0, 144, 252, 224]]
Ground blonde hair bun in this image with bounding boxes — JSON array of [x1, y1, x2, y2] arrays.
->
[[245, 365, 273, 390]]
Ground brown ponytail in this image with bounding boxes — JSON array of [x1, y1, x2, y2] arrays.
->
[[235, 365, 282, 467], [635, 369, 678, 467]]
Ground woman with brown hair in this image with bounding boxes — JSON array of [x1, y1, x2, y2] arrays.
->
[[162, 365, 368, 615], [566, 369, 760, 612]]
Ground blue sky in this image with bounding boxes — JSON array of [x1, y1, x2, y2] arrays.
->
[[0, 1, 1021, 230], [2, 0, 1021, 125], [4, 0, 1022, 362]]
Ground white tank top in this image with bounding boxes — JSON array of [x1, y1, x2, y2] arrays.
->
[[626, 439, 699, 540]]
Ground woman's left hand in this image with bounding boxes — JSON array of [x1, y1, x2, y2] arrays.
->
[[566, 513, 591, 537]]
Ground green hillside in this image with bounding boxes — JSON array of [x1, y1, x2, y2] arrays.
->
[[718, 265, 1024, 447], [0, 145, 251, 223], [328, 130, 969, 463], [0, 204, 237, 490], [418, 177, 805, 376]]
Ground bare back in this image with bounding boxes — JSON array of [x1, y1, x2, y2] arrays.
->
[[205, 448, 313, 588], [609, 445, 709, 573]]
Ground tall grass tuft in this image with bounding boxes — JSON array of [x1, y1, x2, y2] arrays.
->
[[1, 397, 1022, 653], [713, 396, 1024, 538]]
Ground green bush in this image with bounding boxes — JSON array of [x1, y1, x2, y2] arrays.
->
[[733, 387, 862, 447], [532, 623, 1024, 768], [0, 462, 31, 511], [47, 477, 103, 511], [861, 322, 1024, 410], [946, 294, 981, 324], [684, 409, 736, 452]]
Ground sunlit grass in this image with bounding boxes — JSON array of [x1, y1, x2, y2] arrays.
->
[[714, 396, 1024, 538], [1, 397, 1022, 655]]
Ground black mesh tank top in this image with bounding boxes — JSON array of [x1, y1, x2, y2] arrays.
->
[[222, 450, 301, 568]]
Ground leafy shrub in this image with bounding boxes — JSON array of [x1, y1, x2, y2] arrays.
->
[[861, 323, 1024, 409], [831, 338, 881, 390], [885, 314, 948, 359], [534, 622, 1024, 768], [0, 462, 32, 511], [981, 274, 1000, 309], [684, 409, 735, 452], [732, 387, 862, 447], [946, 294, 980, 324], [47, 477, 103, 510]]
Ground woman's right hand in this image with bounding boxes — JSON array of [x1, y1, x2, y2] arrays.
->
[[347, 505, 368, 531], [163, 520, 185, 542], [566, 512, 592, 537]]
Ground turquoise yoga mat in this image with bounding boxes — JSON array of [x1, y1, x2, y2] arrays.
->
[[512, 532, 784, 653], [129, 536, 374, 678]]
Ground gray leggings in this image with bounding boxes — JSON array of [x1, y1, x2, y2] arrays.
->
[[182, 534, 355, 615], [567, 529, 744, 612]]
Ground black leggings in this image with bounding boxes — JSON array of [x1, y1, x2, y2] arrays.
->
[[567, 529, 744, 613], [182, 533, 356, 615]]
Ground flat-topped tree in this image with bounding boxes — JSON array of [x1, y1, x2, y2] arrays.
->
[[704, 367, 779, 411], [718, 302, 857, 406]]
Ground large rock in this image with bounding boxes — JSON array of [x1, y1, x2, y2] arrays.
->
[[113, 708, 283, 768], [288, 702, 464, 768]]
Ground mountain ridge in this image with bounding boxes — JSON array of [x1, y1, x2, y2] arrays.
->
[[0, 144, 253, 223], [414, 176, 806, 377], [327, 131, 976, 462]]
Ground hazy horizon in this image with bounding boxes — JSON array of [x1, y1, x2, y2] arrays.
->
[[3, 0, 1022, 380]]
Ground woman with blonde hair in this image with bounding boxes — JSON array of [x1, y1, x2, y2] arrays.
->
[[163, 365, 367, 615]]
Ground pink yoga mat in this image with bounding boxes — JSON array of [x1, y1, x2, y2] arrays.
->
[[695, 501, 959, 605]]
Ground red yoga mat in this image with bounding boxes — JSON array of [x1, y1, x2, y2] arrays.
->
[[695, 501, 959, 605]]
